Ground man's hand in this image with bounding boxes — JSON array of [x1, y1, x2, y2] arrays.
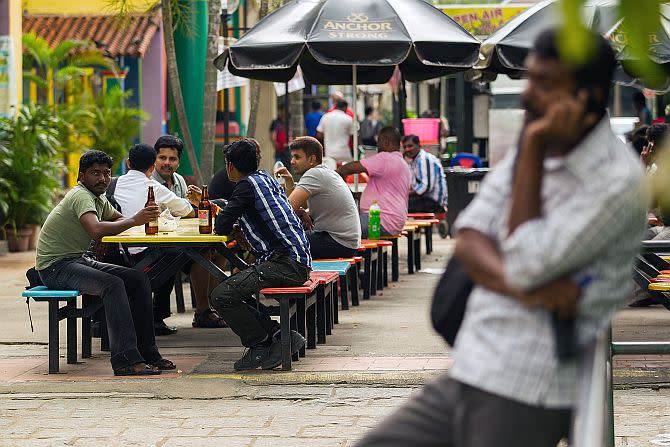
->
[[296, 207, 313, 231], [187, 185, 202, 206], [230, 225, 251, 251], [641, 141, 654, 166], [515, 278, 580, 319], [274, 166, 295, 191], [132, 205, 161, 226], [524, 90, 600, 151]]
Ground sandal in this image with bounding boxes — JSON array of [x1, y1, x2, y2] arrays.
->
[[114, 364, 161, 376], [192, 309, 228, 328], [150, 358, 176, 370]]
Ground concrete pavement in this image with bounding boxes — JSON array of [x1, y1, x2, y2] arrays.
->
[[1, 238, 670, 446]]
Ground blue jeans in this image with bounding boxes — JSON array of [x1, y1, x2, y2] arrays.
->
[[38, 256, 161, 370], [309, 231, 358, 259]]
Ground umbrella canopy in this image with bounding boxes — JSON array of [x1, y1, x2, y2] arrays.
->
[[475, 0, 621, 76], [214, 0, 480, 84], [607, 3, 670, 66]]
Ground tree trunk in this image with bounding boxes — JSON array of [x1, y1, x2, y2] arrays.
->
[[289, 90, 304, 137], [201, 0, 220, 182], [245, 0, 270, 138], [161, 0, 204, 185]]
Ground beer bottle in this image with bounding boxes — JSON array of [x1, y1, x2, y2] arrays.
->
[[145, 186, 159, 235], [198, 185, 212, 234]]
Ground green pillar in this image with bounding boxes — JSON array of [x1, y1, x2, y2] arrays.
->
[[171, 0, 208, 176]]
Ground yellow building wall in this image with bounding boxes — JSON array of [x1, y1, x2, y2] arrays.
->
[[25, 0, 156, 14], [10, 0, 21, 112]]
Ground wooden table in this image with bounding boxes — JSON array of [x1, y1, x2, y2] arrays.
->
[[102, 218, 247, 288]]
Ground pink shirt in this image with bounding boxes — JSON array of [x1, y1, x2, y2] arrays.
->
[[360, 151, 411, 235]]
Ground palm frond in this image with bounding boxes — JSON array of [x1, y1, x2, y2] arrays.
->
[[51, 40, 90, 65], [69, 51, 117, 70], [54, 66, 87, 85], [22, 32, 52, 70], [21, 71, 48, 90]]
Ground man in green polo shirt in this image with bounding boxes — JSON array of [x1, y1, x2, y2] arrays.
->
[[36, 150, 175, 376]]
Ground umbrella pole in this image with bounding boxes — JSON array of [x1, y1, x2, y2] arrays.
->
[[353, 65, 359, 193], [284, 81, 290, 169]]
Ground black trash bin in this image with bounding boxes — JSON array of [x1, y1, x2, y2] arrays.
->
[[445, 168, 489, 237]]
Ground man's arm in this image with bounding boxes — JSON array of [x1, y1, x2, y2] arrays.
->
[[336, 161, 367, 178], [455, 229, 580, 316], [287, 187, 310, 211], [214, 180, 254, 235], [79, 206, 160, 240], [154, 182, 194, 217]]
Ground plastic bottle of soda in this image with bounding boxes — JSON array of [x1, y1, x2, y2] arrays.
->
[[145, 186, 158, 235], [198, 185, 212, 234], [368, 200, 381, 240]]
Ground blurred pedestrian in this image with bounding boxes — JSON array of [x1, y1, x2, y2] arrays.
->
[[270, 104, 291, 169], [304, 101, 324, 137], [355, 29, 647, 447], [316, 100, 354, 163], [633, 91, 652, 127], [360, 106, 381, 147]]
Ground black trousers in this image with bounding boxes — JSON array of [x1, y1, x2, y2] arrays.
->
[[354, 374, 571, 447], [210, 253, 310, 348], [38, 257, 161, 370], [408, 195, 444, 213], [309, 231, 357, 260]]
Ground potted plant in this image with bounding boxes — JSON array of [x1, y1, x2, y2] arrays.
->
[[0, 104, 63, 252], [0, 127, 9, 255]]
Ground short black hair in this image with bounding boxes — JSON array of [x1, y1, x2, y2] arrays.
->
[[633, 91, 646, 107], [402, 134, 420, 145], [378, 126, 401, 147], [532, 29, 616, 114], [289, 136, 323, 164], [129, 143, 158, 172], [365, 106, 373, 116], [311, 101, 322, 111], [336, 100, 348, 110], [79, 150, 112, 175], [154, 135, 184, 158], [224, 139, 260, 174]]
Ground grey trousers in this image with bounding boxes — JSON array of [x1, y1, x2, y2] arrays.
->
[[354, 374, 571, 447]]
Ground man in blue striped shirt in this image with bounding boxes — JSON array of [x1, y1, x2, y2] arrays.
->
[[211, 139, 312, 370], [403, 135, 448, 213]]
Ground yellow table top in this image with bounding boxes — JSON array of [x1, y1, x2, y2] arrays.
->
[[403, 225, 419, 231], [102, 218, 228, 244], [662, 256, 670, 262], [406, 220, 432, 227]]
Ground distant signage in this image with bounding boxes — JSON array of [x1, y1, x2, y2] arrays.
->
[[0, 36, 16, 119], [440, 5, 529, 37]]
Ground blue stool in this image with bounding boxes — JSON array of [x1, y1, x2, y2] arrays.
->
[[312, 261, 351, 313], [22, 286, 102, 373]]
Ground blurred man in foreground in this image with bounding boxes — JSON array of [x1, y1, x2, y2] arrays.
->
[[356, 29, 647, 447]]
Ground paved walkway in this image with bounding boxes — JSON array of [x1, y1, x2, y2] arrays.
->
[[1, 238, 670, 446]]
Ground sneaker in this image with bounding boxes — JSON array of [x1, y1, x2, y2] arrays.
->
[[233, 340, 283, 371], [273, 330, 306, 355]]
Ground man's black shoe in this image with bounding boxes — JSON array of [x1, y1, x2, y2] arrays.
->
[[154, 320, 178, 336], [233, 340, 282, 371], [273, 329, 306, 355]]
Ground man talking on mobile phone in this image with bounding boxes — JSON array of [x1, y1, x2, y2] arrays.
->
[[355, 29, 648, 447]]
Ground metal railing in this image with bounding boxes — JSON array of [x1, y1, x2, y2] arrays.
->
[[573, 328, 670, 447]]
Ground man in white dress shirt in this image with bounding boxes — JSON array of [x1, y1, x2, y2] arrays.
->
[[316, 100, 354, 163]]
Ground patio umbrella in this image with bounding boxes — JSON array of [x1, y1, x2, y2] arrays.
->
[[474, 0, 670, 92], [475, 0, 621, 76], [214, 0, 480, 186]]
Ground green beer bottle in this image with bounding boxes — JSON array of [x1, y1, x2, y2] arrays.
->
[[368, 200, 381, 240]]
